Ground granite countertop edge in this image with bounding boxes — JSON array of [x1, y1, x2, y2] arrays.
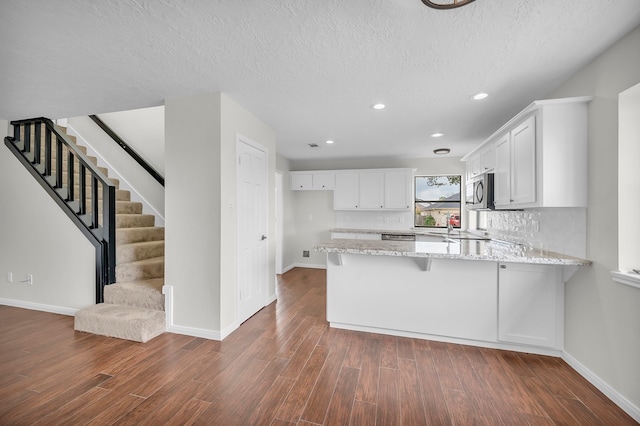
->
[[315, 239, 592, 266]]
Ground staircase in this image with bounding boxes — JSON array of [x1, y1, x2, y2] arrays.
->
[[57, 129, 166, 343]]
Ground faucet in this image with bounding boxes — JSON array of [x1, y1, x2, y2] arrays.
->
[[446, 213, 453, 235]]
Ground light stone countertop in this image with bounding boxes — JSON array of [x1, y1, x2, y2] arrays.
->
[[315, 238, 592, 266], [330, 227, 457, 236]]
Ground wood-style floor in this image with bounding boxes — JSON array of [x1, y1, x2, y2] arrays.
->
[[0, 268, 636, 425]]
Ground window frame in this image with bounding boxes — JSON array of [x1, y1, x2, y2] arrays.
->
[[414, 174, 462, 229]]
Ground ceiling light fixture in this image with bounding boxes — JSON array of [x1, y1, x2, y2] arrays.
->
[[430, 132, 444, 138], [371, 103, 386, 110], [420, 0, 476, 9], [471, 92, 489, 101], [433, 148, 451, 155], [325, 140, 334, 144]]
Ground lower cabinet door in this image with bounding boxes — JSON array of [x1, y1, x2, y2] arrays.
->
[[498, 263, 563, 349]]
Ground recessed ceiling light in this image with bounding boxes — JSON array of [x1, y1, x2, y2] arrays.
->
[[371, 103, 386, 110], [430, 132, 444, 138], [433, 148, 451, 155], [326, 140, 334, 144], [471, 92, 489, 101]]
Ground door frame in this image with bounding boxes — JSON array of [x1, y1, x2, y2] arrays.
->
[[275, 170, 284, 275]]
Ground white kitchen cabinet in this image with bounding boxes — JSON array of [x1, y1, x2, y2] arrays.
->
[[465, 142, 496, 181], [290, 172, 312, 190], [498, 262, 563, 349], [333, 172, 359, 208], [358, 171, 385, 209], [290, 171, 335, 190], [494, 115, 537, 206], [312, 173, 335, 190], [494, 133, 511, 206], [384, 170, 413, 209], [333, 168, 413, 211], [494, 97, 590, 209]]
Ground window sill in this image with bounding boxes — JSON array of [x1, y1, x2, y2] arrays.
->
[[611, 271, 640, 289]]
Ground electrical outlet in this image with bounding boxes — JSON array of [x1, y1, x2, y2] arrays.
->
[[303, 250, 310, 258], [6, 272, 12, 283]]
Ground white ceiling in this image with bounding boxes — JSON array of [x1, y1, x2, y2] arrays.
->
[[1, 0, 639, 161]]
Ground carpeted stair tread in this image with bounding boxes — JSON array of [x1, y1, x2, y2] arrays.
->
[[116, 256, 164, 282], [74, 303, 165, 343], [116, 227, 164, 244], [117, 240, 164, 264]]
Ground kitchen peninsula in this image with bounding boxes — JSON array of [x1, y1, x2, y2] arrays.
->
[[315, 237, 590, 356]]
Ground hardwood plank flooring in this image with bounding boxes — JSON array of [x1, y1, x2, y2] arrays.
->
[[0, 267, 636, 425]]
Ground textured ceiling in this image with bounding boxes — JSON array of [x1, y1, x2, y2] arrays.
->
[[1, 0, 639, 160]]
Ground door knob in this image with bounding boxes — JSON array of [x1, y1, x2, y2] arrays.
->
[[261, 235, 267, 240]]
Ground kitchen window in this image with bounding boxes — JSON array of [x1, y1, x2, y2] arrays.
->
[[415, 175, 461, 228]]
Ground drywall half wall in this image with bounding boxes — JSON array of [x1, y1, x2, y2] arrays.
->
[[548, 24, 640, 418], [164, 92, 276, 339], [165, 92, 222, 336], [287, 156, 464, 269], [0, 120, 95, 314]]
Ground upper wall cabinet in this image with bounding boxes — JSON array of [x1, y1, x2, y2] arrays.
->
[[463, 96, 592, 210], [332, 168, 413, 210], [465, 142, 496, 180], [292, 168, 413, 210], [290, 171, 335, 190]]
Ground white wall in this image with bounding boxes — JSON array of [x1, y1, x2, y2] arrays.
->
[[286, 156, 464, 269], [276, 154, 298, 271], [165, 92, 276, 338], [98, 106, 165, 175], [0, 120, 95, 314], [165, 92, 222, 334], [547, 24, 640, 413]]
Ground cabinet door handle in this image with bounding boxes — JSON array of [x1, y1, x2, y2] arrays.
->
[[500, 264, 507, 269]]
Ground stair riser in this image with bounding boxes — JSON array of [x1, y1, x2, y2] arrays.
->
[[116, 227, 165, 244], [38, 155, 98, 166], [117, 242, 164, 264], [74, 304, 165, 343], [76, 202, 142, 215], [115, 215, 155, 228], [104, 280, 165, 311], [116, 262, 164, 281]]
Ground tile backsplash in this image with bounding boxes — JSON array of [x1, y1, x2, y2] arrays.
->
[[484, 207, 586, 258]]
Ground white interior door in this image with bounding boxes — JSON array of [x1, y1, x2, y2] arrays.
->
[[237, 138, 268, 324]]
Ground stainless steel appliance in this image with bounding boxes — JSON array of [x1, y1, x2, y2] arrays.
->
[[466, 173, 495, 210], [381, 233, 416, 241]]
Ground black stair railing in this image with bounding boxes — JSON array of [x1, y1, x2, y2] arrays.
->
[[89, 115, 164, 187], [3, 117, 116, 303]]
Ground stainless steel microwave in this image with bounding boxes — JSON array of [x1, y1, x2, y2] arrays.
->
[[466, 173, 495, 210]]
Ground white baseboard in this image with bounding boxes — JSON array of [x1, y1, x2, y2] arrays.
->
[[562, 351, 640, 423], [330, 322, 563, 357], [0, 298, 77, 316], [165, 324, 222, 340], [282, 263, 327, 273]]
